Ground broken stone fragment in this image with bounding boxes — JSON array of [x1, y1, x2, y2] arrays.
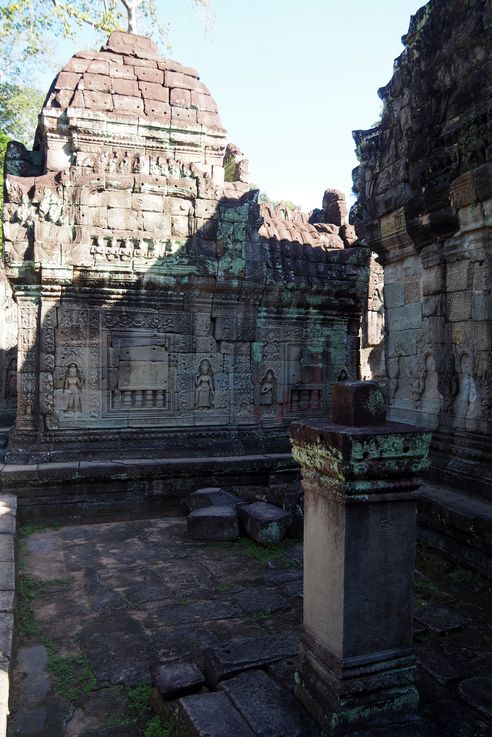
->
[[187, 506, 239, 541], [238, 502, 291, 546], [186, 487, 240, 512], [173, 692, 255, 737], [150, 659, 205, 700], [202, 632, 299, 688]]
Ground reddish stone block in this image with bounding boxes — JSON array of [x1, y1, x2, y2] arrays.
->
[[143, 100, 171, 120], [64, 57, 91, 74], [165, 71, 202, 91], [170, 88, 191, 108], [83, 73, 112, 93], [112, 78, 140, 97], [83, 90, 113, 111], [124, 55, 158, 68], [51, 89, 75, 108], [113, 94, 144, 114], [71, 90, 85, 108], [331, 380, 387, 426], [197, 111, 224, 129], [159, 60, 199, 77], [191, 91, 217, 113], [109, 64, 137, 80], [55, 72, 81, 90], [139, 82, 169, 102], [134, 66, 164, 84], [86, 59, 111, 75], [171, 107, 197, 125]]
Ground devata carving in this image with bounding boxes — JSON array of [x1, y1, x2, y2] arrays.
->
[[63, 363, 84, 415], [195, 359, 215, 410]]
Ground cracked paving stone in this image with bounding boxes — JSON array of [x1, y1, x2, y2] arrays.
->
[[203, 632, 299, 687], [220, 669, 319, 737], [174, 692, 255, 737], [458, 677, 492, 720], [234, 586, 291, 616], [78, 614, 153, 687], [416, 645, 459, 684], [414, 604, 467, 633]]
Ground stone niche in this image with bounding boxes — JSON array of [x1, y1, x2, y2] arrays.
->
[[2, 31, 369, 469], [352, 0, 492, 496]]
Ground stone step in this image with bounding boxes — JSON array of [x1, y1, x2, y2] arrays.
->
[[202, 632, 299, 687], [418, 483, 492, 579], [220, 669, 319, 737], [173, 692, 256, 737]]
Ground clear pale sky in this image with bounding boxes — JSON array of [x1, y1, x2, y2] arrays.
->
[[47, 0, 423, 211]]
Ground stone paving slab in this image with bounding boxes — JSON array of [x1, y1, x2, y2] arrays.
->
[[6, 515, 492, 737], [0, 495, 16, 737]]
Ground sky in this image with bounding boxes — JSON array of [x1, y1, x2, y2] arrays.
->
[[38, 0, 423, 212]]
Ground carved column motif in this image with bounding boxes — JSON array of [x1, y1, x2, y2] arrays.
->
[[16, 293, 41, 430]]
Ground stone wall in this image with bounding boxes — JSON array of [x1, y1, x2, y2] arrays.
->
[[0, 268, 17, 426], [2, 32, 370, 469], [352, 0, 492, 495]]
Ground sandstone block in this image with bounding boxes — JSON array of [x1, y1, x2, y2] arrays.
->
[[64, 58, 91, 74], [134, 66, 164, 84], [187, 506, 240, 541], [332, 379, 387, 426], [113, 94, 144, 114], [144, 100, 171, 120], [186, 487, 240, 512], [87, 59, 110, 75], [112, 78, 140, 96], [203, 633, 299, 687], [174, 693, 255, 737], [165, 71, 202, 91], [83, 73, 111, 93], [171, 107, 197, 125], [191, 91, 217, 112], [83, 90, 113, 111], [133, 193, 163, 212], [55, 71, 81, 90], [110, 64, 138, 80], [238, 502, 291, 546], [171, 88, 191, 108], [197, 111, 223, 129], [151, 660, 205, 700], [139, 81, 169, 102]]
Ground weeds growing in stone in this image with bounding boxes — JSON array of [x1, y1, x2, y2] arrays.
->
[[211, 538, 299, 568]]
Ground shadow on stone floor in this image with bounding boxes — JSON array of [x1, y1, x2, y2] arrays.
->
[[7, 516, 492, 737]]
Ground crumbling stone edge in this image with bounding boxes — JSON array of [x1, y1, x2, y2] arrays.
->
[[0, 494, 16, 737]]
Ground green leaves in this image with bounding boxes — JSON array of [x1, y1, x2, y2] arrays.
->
[[0, 1, 212, 84], [0, 82, 44, 145]]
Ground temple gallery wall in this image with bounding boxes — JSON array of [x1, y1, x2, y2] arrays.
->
[[0, 30, 369, 511]]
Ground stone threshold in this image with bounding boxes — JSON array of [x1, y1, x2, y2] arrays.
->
[[0, 495, 16, 737], [418, 483, 492, 579]]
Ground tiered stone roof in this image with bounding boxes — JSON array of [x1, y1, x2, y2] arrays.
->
[[44, 31, 224, 132]]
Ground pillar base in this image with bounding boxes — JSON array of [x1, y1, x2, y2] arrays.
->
[[295, 628, 419, 736]]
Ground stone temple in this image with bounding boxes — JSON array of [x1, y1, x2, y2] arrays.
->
[[0, 31, 369, 513]]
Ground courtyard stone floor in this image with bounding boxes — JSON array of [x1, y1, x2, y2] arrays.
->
[[7, 515, 492, 737]]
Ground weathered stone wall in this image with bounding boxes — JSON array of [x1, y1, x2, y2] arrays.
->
[[0, 267, 17, 426], [2, 32, 370, 468], [352, 0, 492, 494]]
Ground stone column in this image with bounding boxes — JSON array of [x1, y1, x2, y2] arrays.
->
[[290, 381, 431, 736]]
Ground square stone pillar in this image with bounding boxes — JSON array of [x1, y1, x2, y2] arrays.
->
[[290, 381, 431, 735]]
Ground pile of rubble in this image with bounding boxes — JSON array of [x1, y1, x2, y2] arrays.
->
[[185, 487, 302, 545]]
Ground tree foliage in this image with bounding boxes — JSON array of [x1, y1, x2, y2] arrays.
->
[[0, 83, 45, 145], [0, 0, 212, 81]]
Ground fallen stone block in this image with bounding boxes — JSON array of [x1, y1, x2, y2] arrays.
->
[[173, 692, 255, 737], [187, 506, 239, 541], [238, 502, 291, 545], [186, 487, 240, 512], [202, 632, 299, 687], [220, 669, 317, 737], [150, 659, 205, 700]]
